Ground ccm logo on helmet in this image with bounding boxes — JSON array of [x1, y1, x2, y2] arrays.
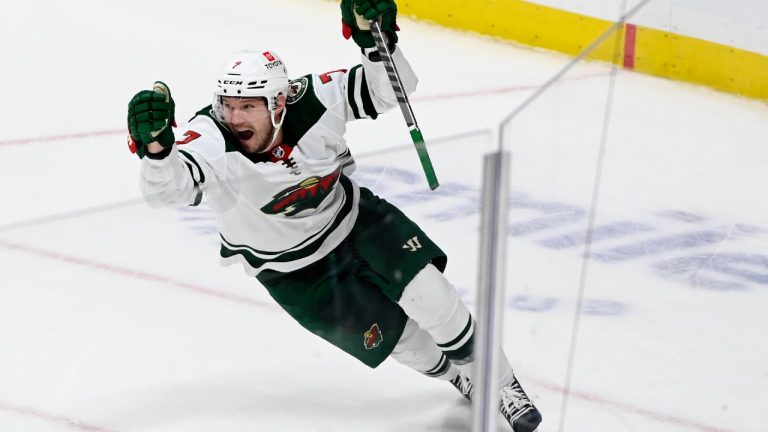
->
[[222, 80, 243, 85]]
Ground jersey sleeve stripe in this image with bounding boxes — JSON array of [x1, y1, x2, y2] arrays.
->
[[347, 65, 363, 119], [182, 161, 196, 181], [351, 67, 368, 119], [181, 160, 204, 207], [179, 149, 206, 184], [358, 69, 379, 120], [337, 148, 356, 170], [191, 183, 203, 206]]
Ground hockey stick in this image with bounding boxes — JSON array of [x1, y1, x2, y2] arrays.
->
[[370, 21, 439, 190]]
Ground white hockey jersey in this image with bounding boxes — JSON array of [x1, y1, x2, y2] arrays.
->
[[140, 47, 418, 275]]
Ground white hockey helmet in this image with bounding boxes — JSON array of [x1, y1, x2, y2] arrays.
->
[[212, 49, 289, 125]]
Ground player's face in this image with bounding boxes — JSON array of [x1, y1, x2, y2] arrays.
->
[[221, 97, 274, 153]]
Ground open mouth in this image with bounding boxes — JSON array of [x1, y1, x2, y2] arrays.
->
[[237, 130, 254, 141]]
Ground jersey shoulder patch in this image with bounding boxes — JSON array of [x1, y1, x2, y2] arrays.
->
[[287, 76, 310, 105], [283, 74, 329, 144]]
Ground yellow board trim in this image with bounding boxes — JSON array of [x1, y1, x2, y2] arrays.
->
[[634, 26, 768, 100], [398, 0, 768, 100]]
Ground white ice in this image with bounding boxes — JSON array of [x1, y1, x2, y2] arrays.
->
[[1, 0, 767, 431]]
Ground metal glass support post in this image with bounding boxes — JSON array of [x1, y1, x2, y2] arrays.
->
[[472, 150, 511, 432]]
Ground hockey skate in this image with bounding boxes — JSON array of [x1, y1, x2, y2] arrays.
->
[[499, 376, 542, 432], [449, 371, 474, 401], [450, 372, 540, 432]]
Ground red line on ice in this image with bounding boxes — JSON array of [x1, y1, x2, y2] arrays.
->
[[0, 129, 125, 146], [412, 72, 609, 103], [0, 239, 277, 311], [0, 239, 278, 430], [0, 401, 116, 432], [0, 239, 740, 432], [534, 379, 735, 432], [0, 74, 610, 147]]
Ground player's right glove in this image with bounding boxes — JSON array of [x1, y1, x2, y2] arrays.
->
[[127, 81, 176, 159], [340, 0, 398, 49]]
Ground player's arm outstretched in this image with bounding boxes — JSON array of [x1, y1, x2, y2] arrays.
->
[[127, 82, 206, 208], [339, 0, 418, 117]]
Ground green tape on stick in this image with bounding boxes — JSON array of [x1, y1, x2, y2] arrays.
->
[[410, 128, 439, 190]]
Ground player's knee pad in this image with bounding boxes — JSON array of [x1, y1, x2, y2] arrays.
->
[[398, 264, 474, 363]]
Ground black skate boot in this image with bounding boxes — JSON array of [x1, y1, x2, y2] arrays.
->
[[499, 376, 542, 432], [449, 371, 474, 402]]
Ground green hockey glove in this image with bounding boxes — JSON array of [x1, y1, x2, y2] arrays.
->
[[341, 0, 398, 49], [127, 81, 176, 159]]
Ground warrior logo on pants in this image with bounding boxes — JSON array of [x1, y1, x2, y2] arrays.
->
[[364, 323, 383, 350]]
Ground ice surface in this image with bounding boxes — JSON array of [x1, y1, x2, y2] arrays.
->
[[1, 0, 766, 431]]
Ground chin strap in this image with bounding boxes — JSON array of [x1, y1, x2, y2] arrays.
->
[[263, 106, 286, 152]]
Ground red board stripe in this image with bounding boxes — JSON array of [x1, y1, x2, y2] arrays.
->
[[624, 23, 637, 69]]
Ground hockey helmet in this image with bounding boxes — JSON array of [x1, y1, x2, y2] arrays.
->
[[212, 49, 289, 124]]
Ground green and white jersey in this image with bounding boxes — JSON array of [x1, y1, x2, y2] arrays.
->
[[140, 47, 417, 275]]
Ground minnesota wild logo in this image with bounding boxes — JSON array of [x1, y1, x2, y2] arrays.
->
[[261, 169, 341, 216], [364, 323, 383, 350], [287, 76, 308, 105]]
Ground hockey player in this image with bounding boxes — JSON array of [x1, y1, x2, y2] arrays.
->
[[126, 0, 541, 430]]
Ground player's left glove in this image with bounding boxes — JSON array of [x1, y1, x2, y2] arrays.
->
[[341, 0, 398, 49], [127, 81, 176, 159]]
